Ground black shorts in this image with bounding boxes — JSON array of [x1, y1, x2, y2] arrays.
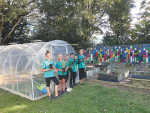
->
[[58, 75, 66, 80], [65, 72, 69, 82], [45, 76, 59, 87], [79, 68, 85, 80], [71, 72, 76, 79]]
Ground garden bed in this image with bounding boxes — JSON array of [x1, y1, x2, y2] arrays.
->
[[98, 69, 129, 82]]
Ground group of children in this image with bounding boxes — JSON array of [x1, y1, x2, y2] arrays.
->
[[41, 49, 85, 100]]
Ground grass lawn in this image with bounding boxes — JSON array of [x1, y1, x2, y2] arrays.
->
[[0, 82, 150, 113]]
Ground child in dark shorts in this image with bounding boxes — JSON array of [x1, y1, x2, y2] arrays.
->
[[69, 53, 78, 88], [64, 54, 72, 92], [56, 54, 68, 95], [41, 50, 61, 100], [78, 49, 86, 85]]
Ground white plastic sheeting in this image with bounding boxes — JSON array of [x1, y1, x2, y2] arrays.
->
[[0, 40, 78, 100]]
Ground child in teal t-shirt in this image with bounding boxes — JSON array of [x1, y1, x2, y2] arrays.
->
[[78, 49, 86, 85], [56, 54, 68, 95], [64, 54, 72, 92], [69, 53, 78, 88], [41, 50, 61, 100]]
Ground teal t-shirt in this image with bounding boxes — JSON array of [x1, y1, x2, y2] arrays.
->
[[65, 60, 71, 72], [78, 54, 85, 68], [42, 59, 56, 78], [56, 60, 68, 75], [70, 58, 78, 72]]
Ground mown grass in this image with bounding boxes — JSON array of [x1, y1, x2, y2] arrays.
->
[[0, 82, 150, 113]]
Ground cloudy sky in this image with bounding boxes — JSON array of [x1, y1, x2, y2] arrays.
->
[[93, 0, 147, 44]]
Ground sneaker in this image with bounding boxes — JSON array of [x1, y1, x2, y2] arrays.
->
[[49, 96, 54, 100], [73, 84, 78, 87], [69, 88, 73, 90], [60, 91, 63, 95], [82, 82, 84, 85], [67, 88, 71, 92], [63, 90, 67, 94], [58, 94, 62, 97], [55, 95, 62, 99], [69, 85, 74, 88]]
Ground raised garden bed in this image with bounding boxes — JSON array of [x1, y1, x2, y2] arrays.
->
[[132, 78, 150, 87], [98, 69, 129, 82], [132, 71, 150, 86], [140, 64, 150, 72], [95, 62, 111, 72], [111, 63, 140, 73], [85, 66, 100, 78]]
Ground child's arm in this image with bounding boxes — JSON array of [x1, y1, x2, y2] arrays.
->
[[53, 66, 56, 70], [75, 56, 78, 64], [53, 61, 56, 70], [79, 55, 84, 62], [65, 61, 69, 72], [41, 62, 53, 72], [55, 62, 62, 71], [80, 59, 84, 61], [56, 63, 62, 71], [65, 67, 68, 72], [41, 68, 52, 72], [80, 56, 85, 62], [56, 68, 62, 71]]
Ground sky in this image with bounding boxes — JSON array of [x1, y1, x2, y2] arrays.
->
[[93, 0, 147, 44]]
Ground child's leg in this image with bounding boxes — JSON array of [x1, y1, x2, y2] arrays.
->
[[82, 68, 84, 83], [46, 87, 51, 97], [79, 69, 82, 84], [81, 79, 83, 83], [62, 78, 66, 91], [45, 77, 51, 96], [70, 72, 73, 86], [59, 80, 62, 91], [51, 76, 59, 96], [55, 85, 58, 96], [58, 75, 63, 91], [73, 72, 76, 85], [66, 81, 69, 89], [80, 79, 82, 83], [65, 73, 69, 89]]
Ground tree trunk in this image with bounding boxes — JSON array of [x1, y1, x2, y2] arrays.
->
[[1, 17, 22, 45], [0, 15, 4, 45]]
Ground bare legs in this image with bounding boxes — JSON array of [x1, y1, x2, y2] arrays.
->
[[62, 79, 65, 91], [59, 80, 62, 91], [46, 87, 51, 97], [59, 79, 65, 91], [66, 80, 69, 89], [55, 85, 58, 96]]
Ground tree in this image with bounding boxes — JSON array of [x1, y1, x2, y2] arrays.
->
[[104, 0, 134, 45], [32, 0, 107, 49], [131, 0, 150, 44], [0, 0, 38, 45], [2, 17, 31, 44]]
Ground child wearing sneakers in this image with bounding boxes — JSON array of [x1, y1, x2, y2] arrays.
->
[[56, 54, 68, 95], [78, 49, 86, 85], [69, 53, 78, 88], [41, 50, 61, 100], [64, 54, 72, 92]]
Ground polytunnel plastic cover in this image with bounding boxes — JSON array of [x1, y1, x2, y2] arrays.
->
[[0, 40, 78, 100]]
